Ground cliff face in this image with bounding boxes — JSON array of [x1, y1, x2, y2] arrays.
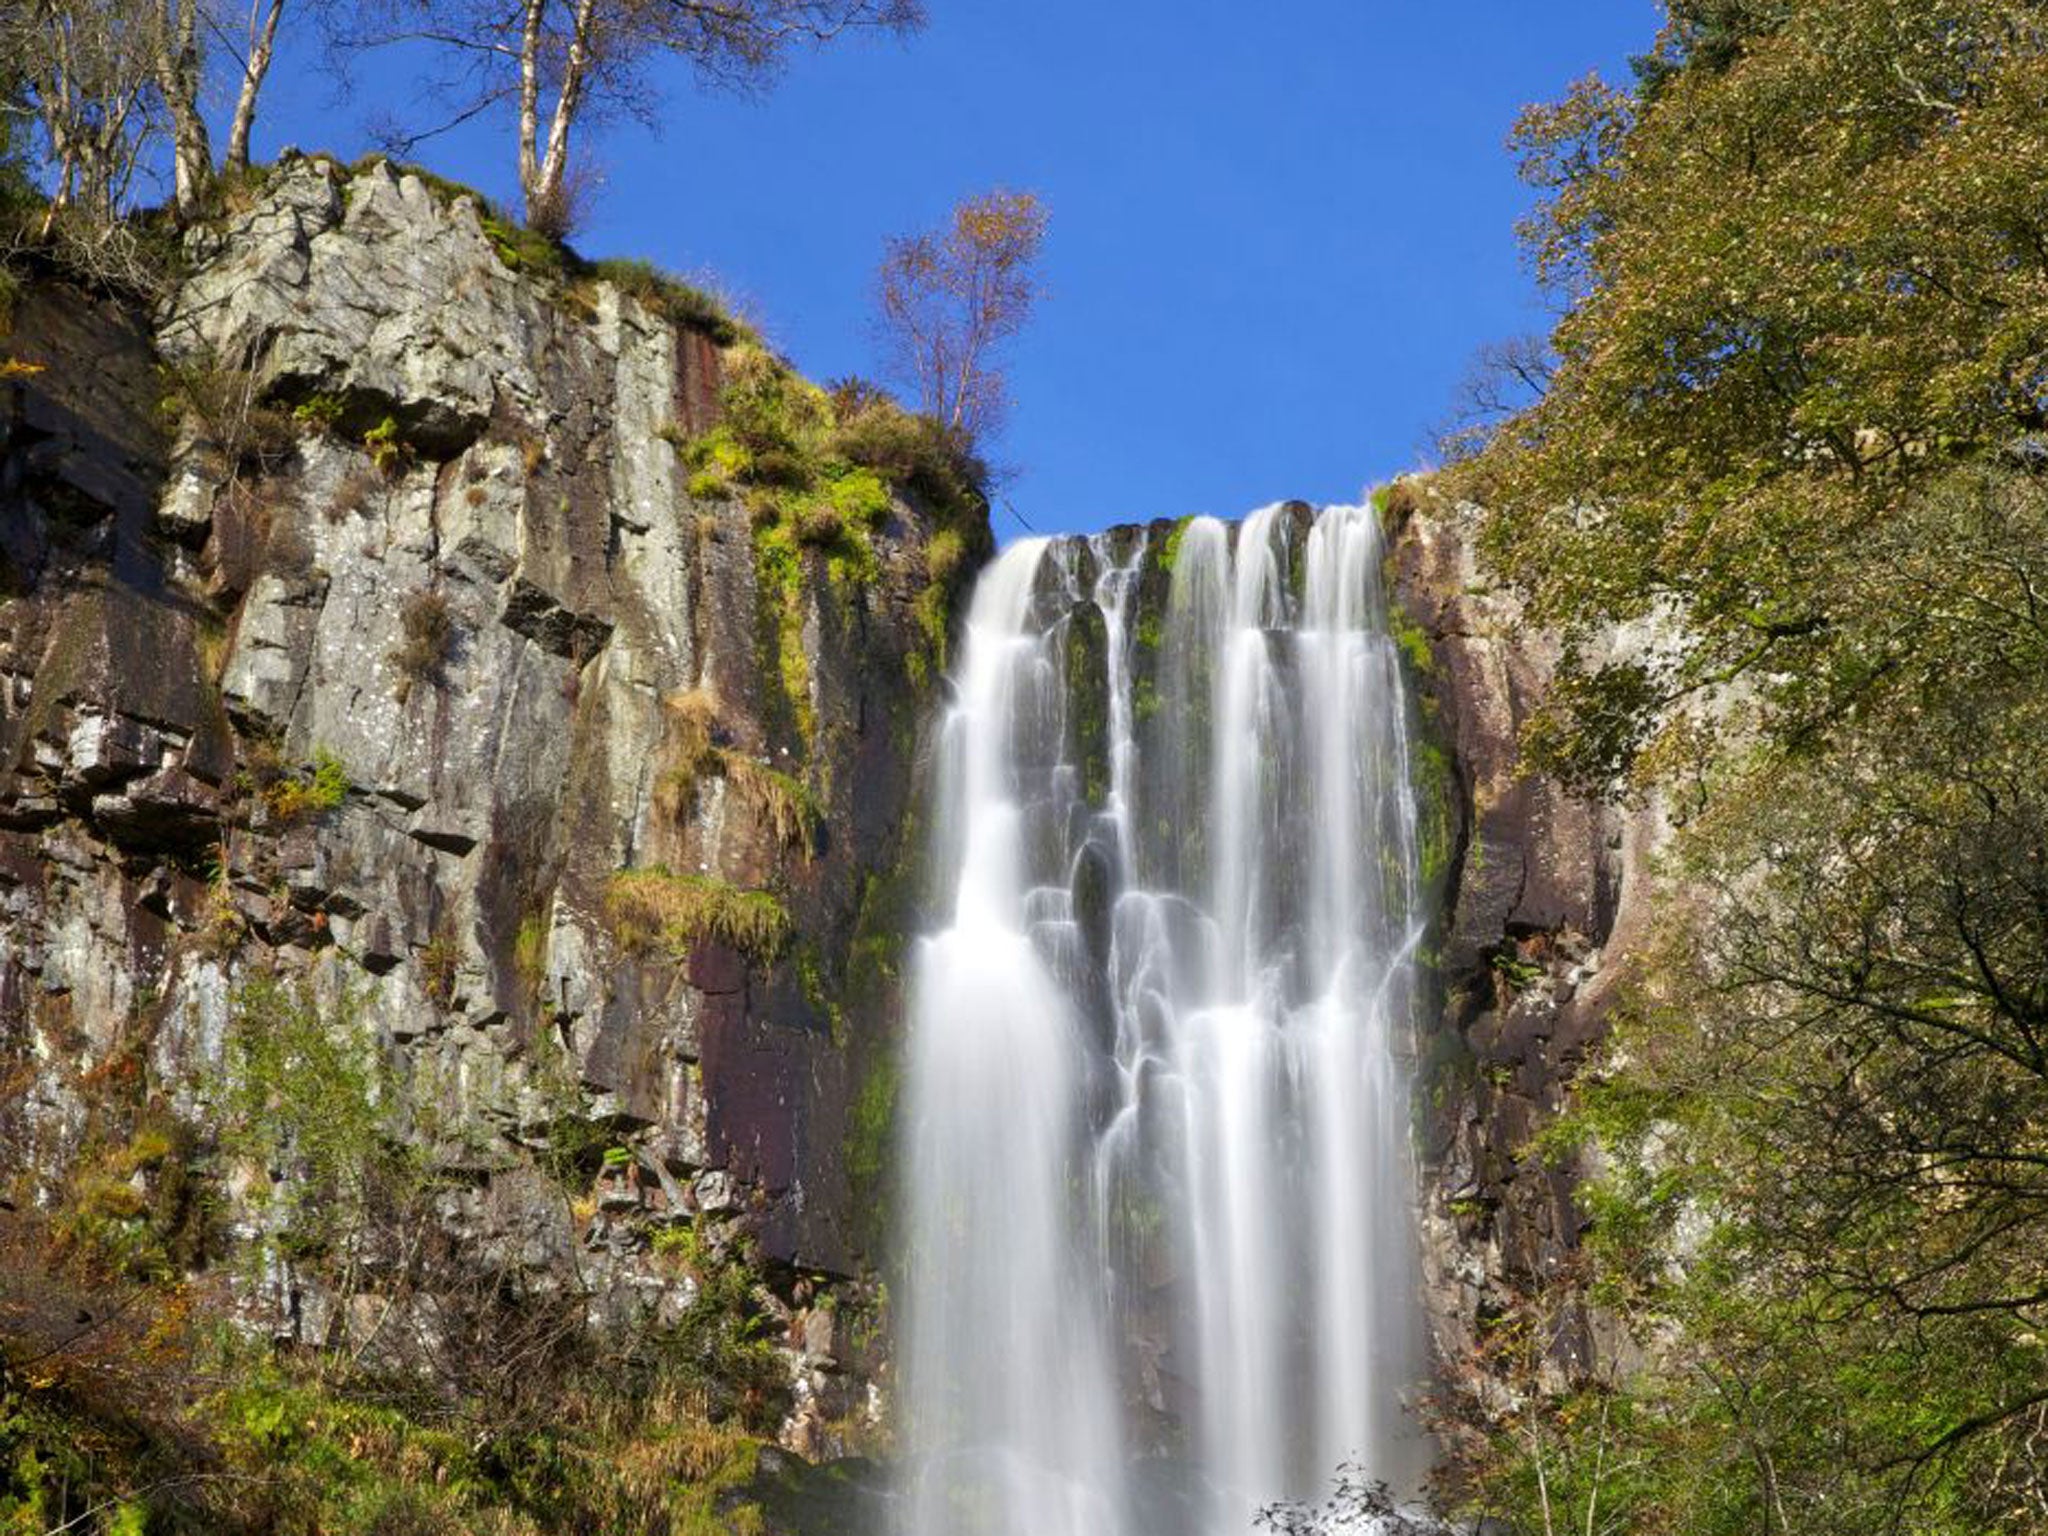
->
[[0, 156, 960, 1459], [1386, 487, 1666, 1438], [2, 160, 1654, 1508]]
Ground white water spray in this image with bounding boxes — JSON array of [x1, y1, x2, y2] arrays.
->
[[901, 505, 1430, 1536]]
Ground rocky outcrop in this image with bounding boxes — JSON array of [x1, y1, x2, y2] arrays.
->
[[1387, 487, 1666, 1431], [0, 155, 965, 1459]]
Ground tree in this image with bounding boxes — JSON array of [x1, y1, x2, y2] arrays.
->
[[151, 0, 212, 218], [1442, 3, 2048, 1529], [350, 0, 925, 233], [875, 187, 1047, 451], [3, 0, 165, 230], [1456, 0, 2048, 789]]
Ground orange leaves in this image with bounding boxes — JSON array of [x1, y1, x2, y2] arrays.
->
[[874, 188, 1048, 447]]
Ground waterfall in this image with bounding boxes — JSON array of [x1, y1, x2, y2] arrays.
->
[[900, 504, 1430, 1536]]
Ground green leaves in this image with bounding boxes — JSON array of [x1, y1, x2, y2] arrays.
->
[[1448, 7, 2048, 1528]]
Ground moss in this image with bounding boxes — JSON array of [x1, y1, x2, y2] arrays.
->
[[844, 1051, 899, 1233], [925, 526, 966, 586], [751, 519, 817, 751], [513, 912, 549, 996], [794, 942, 848, 1046], [824, 465, 891, 529], [1388, 600, 1436, 678], [606, 869, 793, 966], [1412, 734, 1459, 892], [1158, 514, 1194, 574], [1371, 475, 1428, 532]]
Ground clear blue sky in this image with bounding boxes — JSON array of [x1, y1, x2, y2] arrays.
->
[[255, 3, 1658, 537]]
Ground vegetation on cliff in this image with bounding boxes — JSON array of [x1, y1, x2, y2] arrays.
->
[[1444, 2, 2048, 1531]]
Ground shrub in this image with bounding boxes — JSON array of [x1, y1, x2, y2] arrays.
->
[[292, 393, 345, 434], [793, 502, 844, 546], [605, 869, 792, 966], [825, 466, 892, 529], [364, 415, 410, 476], [265, 748, 350, 823], [213, 973, 397, 1265], [419, 931, 460, 1006], [389, 588, 455, 696]]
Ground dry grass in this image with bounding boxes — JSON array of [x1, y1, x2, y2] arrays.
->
[[389, 588, 456, 698], [605, 870, 791, 965], [655, 690, 818, 857]]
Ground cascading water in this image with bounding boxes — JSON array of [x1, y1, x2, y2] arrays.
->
[[901, 503, 1430, 1536]]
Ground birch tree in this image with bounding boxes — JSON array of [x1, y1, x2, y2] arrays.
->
[[875, 188, 1047, 450], [349, 0, 925, 234], [2, 0, 164, 228]]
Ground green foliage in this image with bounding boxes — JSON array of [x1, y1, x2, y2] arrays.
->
[[1462, 0, 2048, 789], [264, 747, 351, 823], [363, 414, 410, 476], [213, 972, 404, 1268], [844, 1051, 899, 1225], [292, 392, 346, 433], [1158, 515, 1193, 574], [606, 869, 793, 966], [700, 363, 996, 695], [656, 1228, 793, 1435], [1446, 8, 2048, 1530]]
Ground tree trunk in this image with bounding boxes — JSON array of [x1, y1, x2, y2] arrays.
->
[[516, 0, 545, 208], [224, 0, 286, 172], [155, 0, 211, 218], [529, 0, 598, 228]]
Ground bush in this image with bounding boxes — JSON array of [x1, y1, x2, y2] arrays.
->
[[389, 588, 455, 696], [264, 748, 350, 823]]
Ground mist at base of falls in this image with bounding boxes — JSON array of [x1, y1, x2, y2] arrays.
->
[[900, 504, 1432, 1536]]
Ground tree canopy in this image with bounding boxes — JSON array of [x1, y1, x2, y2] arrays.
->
[[1447, 3, 2048, 1532]]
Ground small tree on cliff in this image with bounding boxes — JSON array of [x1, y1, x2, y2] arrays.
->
[[349, 0, 924, 235], [875, 187, 1048, 452]]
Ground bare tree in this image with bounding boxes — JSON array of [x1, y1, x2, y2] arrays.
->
[[345, 0, 925, 233], [875, 187, 1048, 450], [4, 0, 165, 228], [1433, 333, 1555, 462], [220, 0, 300, 172], [151, 0, 212, 217]]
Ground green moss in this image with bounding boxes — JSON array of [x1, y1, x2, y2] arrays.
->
[[751, 518, 817, 750], [1388, 602, 1435, 678], [1158, 514, 1194, 574], [845, 1051, 899, 1228], [1412, 734, 1459, 891]]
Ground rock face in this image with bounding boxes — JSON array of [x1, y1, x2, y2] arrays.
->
[[0, 156, 961, 1458], [1387, 488, 1666, 1432]]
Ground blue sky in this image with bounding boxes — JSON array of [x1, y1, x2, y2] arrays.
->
[[254, 3, 1658, 537]]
